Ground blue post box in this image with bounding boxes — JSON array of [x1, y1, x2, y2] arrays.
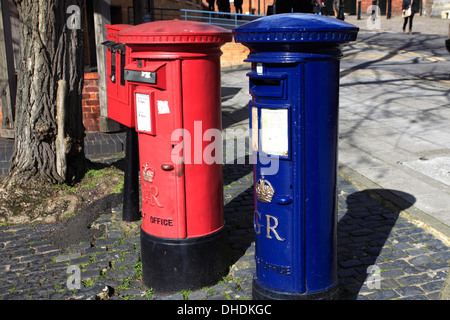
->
[[233, 14, 358, 300]]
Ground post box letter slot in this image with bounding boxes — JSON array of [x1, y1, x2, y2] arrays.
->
[[101, 40, 117, 83], [125, 69, 157, 84], [119, 45, 126, 87], [249, 77, 285, 98], [111, 43, 126, 86], [110, 49, 116, 83]]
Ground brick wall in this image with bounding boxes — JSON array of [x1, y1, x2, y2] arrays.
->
[[391, 0, 403, 15], [221, 40, 250, 68], [154, 0, 202, 11], [82, 72, 101, 132], [358, 0, 404, 16]]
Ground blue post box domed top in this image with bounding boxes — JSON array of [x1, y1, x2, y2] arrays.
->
[[233, 13, 358, 44]]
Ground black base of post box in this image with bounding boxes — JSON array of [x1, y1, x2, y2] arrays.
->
[[140, 227, 228, 293], [446, 39, 450, 54], [252, 280, 339, 300]]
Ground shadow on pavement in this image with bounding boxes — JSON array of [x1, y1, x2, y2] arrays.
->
[[224, 186, 255, 269], [338, 189, 416, 299]]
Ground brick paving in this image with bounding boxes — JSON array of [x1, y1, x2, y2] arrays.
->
[[336, 179, 450, 300]]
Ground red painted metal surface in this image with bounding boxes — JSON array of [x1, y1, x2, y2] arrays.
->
[[118, 20, 232, 239], [105, 24, 134, 127]]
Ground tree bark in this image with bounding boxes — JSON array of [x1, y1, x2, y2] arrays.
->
[[4, 0, 86, 189]]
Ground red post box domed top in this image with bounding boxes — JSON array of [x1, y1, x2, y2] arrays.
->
[[118, 20, 232, 45]]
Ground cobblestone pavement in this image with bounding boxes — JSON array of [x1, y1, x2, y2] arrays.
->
[[0, 152, 449, 300]]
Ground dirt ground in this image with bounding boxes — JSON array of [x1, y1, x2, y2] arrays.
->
[[0, 159, 126, 248]]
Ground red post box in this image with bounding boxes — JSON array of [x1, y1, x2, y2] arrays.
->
[[103, 24, 134, 127], [118, 20, 232, 293]]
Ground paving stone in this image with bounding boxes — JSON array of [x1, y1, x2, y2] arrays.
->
[[430, 251, 450, 262], [189, 289, 209, 300], [395, 286, 426, 298], [421, 280, 445, 292], [367, 289, 400, 300], [397, 275, 427, 286], [339, 259, 364, 269], [95, 238, 119, 248], [70, 255, 91, 265], [113, 260, 135, 269], [154, 293, 184, 300], [379, 278, 400, 289], [233, 268, 253, 280], [118, 288, 145, 298], [409, 255, 434, 266], [68, 242, 92, 253], [81, 269, 101, 280], [110, 243, 135, 252], [55, 252, 82, 263], [93, 252, 121, 263], [106, 269, 136, 280]]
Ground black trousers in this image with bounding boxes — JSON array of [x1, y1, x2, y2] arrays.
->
[[403, 14, 414, 31]]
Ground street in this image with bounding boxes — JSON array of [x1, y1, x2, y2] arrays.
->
[[342, 30, 450, 82], [341, 14, 450, 82]]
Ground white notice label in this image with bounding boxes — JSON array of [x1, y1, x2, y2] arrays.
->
[[136, 93, 151, 132], [256, 63, 263, 75], [251, 106, 259, 151], [260, 108, 288, 157], [157, 100, 170, 114]]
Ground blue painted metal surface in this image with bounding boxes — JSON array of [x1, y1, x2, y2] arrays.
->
[[233, 13, 358, 299]]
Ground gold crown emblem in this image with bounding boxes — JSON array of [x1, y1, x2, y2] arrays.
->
[[256, 178, 274, 203], [142, 164, 155, 183]]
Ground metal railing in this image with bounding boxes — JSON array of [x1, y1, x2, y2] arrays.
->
[[180, 9, 264, 29], [140, 7, 264, 29]]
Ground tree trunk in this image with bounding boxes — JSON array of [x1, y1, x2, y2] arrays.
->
[[4, 0, 86, 189]]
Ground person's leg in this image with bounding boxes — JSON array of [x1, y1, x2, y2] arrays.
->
[[408, 14, 414, 34], [402, 17, 408, 33]]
